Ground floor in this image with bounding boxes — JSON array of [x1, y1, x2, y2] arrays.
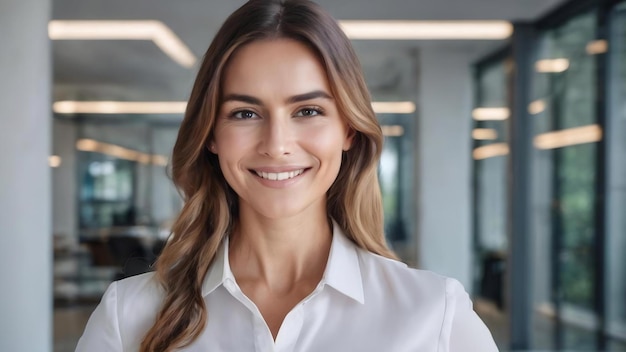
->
[[474, 299, 626, 352], [54, 304, 96, 352]]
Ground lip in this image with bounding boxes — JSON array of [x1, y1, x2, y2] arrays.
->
[[249, 166, 310, 173]]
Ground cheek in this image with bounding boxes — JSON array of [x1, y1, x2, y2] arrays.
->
[[214, 126, 255, 156], [304, 126, 348, 158], [213, 128, 250, 184]]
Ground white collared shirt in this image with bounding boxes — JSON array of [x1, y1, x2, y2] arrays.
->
[[76, 223, 498, 352]]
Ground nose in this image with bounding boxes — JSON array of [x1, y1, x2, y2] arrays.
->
[[257, 115, 292, 158]]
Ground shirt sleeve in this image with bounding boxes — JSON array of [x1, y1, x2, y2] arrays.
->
[[443, 278, 499, 352], [75, 282, 123, 352]]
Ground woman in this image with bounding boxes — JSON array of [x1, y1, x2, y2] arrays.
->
[[76, 0, 498, 351]]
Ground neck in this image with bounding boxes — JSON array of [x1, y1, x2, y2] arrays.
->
[[228, 206, 332, 293]]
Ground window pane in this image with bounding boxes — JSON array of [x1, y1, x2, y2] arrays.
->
[[607, 3, 626, 349], [530, 9, 599, 350], [472, 57, 509, 349]]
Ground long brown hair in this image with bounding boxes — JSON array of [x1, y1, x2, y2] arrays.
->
[[140, 0, 397, 350]]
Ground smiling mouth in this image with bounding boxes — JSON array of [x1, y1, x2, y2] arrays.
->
[[252, 168, 307, 181]]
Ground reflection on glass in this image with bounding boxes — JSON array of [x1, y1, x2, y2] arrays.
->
[[607, 3, 626, 348], [53, 120, 183, 301], [530, 9, 599, 350], [79, 157, 134, 228], [378, 114, 416, 266], [472, 56, 509, 316]]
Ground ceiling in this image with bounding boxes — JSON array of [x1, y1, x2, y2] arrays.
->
[[51, 0, 566, 114]]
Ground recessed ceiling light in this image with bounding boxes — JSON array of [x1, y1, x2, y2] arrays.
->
[[528, 99, 546, 115], [49, 155, 62, 168], [48, 20, 196, 68], [338, 20, 513, 40]]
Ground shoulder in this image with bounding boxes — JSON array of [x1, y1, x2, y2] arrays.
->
[[357, 248, 455, 299], [76, 272, 163, 351], [356, 250, 498, 351], [115, 271, 163, 301], [113, 272, 165, 331], [356, 249, 472, 322]]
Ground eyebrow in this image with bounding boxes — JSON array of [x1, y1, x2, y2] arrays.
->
[[222, 90, 333, 105]]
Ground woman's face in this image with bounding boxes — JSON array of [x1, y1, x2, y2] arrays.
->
[[212, 38, 353, 220]]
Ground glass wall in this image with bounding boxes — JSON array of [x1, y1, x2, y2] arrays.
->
[[53, 118, 181, 301], [472, 55, 509, 313], [530, 8, 600, 350], [379, 113, 417, 266], [607, 2, 626, 349], [473, 0, 626, 350]]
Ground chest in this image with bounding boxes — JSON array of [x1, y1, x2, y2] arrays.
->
[[245, 288, 311, 340], [178, 288, 443, 352]]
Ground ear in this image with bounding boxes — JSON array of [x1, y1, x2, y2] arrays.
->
[[343, 127, 355, 151], [207, 140, 218, 154]]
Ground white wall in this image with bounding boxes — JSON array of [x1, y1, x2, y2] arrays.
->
[[0, 0, 52, 350], [417, 47, 477, 289]]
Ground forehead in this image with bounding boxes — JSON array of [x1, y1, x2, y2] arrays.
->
[[221, 38, 331, 96]]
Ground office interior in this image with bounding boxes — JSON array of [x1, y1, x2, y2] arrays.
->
[[0, 0, 625, 351]]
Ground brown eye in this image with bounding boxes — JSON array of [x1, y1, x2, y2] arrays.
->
[[295, 107, 323, 117], [231, 110, 258, 119]]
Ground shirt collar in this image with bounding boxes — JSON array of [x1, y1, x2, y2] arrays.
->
[[323, 220, 365, 304], [201, 235, 233, 296], [201, 220, 365, 304]]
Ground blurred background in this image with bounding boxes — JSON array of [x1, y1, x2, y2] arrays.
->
[[0, 0, 625, 351]]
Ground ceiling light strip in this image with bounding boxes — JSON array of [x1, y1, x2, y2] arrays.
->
[[472, 128, 498, 140], [472, 107, 510, 121], [372, 101, 416, 114], [54, 101, 188, 114], [381, 125, 405, 136], [535, 58, 569, 73], [76, 138, 169, 166], [534, 124, 602, 150], [339, 20, 513, 40], [473, 143, 509, 160], [586, 40, 608, 55], [54, 100, 415, 115], [48, 20, 196, 67]]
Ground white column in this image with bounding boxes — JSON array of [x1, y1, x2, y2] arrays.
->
[[417, 47, 474, 289], [0, 0, 52, 350]]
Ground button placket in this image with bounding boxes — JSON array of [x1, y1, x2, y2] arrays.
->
[[253, 317, 274, 352], [223, 280, 275, 351], [274, 305, 304, 352]]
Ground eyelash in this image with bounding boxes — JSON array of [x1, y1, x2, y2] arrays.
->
[[229, 110, 258, 120], [295, 106, 325, 117], [228, 106, 325, 120]]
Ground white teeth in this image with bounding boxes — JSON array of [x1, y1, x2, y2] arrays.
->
[[255, 169, 304, 181]]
